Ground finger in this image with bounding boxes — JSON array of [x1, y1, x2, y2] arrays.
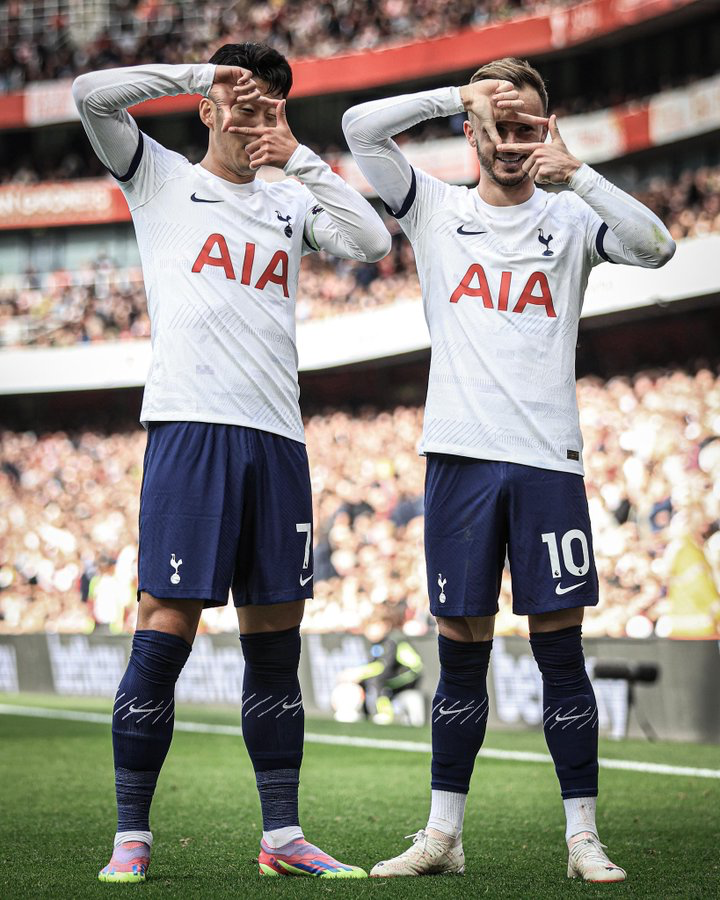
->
[[497, 141, 546, 153], [245, 138, 265, 155], [527, 160, 542, 182], [275, 98, 288, 126], [257, 95, 281, 110], [232, 84, 260, 99], [226, 125, 265, 137], [521, 150, 541, 174], [493, 79, 515, 94], [514, 112, 550, 126], [492, 89, 519, 102], [549, 113, 563, 142], [494, 98, 525, 109], [483, 120, 502, 148], [248, 153, 269, 170]]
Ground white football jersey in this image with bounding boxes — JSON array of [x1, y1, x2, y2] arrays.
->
[[395, 170, 608, 475], [118, 134, 323, 442]]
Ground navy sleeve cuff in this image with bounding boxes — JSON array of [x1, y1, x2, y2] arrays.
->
[[111, 132, 145, 183], [595, 222, 614, 263], [382, 167, 417, 219]]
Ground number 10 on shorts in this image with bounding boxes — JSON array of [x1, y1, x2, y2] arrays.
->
[[541, 529, 590, 579]]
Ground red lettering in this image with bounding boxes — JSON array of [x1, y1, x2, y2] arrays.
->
[[512, 272, 556, 317], [255, 250, 289, 298], [241, 242, 255, 285], [449, 264, 493, 306], [497, 271, 512, 311], [191, 234, 236, 280]]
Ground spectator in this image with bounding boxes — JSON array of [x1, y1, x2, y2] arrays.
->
[[1, 369, 718, 637]]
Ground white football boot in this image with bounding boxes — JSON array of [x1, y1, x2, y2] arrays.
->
[[567, 835, 626, 882], [370, 829, 465, 877]]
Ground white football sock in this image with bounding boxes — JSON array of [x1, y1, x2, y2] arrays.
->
[[114, 830, 153, 848], [427, 790, 467, 839], [564, 796, 598, 842], [262, 825, 304, 849]]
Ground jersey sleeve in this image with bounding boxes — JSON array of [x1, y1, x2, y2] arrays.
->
[[383, 166, 450, 243], [114, 133, 188, 210], [569, 163, 675, 269]]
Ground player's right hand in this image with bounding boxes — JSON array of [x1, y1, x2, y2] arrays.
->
[[209, 66, 275, 132], [459, 79, 547, 146]]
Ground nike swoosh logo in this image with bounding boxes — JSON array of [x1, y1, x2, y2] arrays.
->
[[299, 573, 313, 586], [555, 581, 586, 595], [191, 193, 222, 203], [128, 704, 163, 714], [457, 226, 487, 236], [554, 711, 591, 723], [282, 699, 303, 710], [436, 703, 475, 716]]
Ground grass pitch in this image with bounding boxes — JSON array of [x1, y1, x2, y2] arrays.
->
[[1, 693, 718, 899]]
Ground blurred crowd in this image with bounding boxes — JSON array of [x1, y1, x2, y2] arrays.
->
[[0, 0, 569, 91], [2, 163, 719, 347], [1, 368, 718, 637]]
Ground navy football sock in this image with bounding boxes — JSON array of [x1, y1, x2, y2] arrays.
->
[[240, 627, 304, 830], [529, 625, 599, 799], [112, 629, 191, 833], [430, 635, 492, 794]]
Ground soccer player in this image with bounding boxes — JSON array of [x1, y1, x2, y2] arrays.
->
[[342, 57, 675, 883], [73, 42, 390, 882]]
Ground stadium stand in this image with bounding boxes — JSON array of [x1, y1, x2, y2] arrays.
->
[[1, 162, 719, 348], [0, 0, 570, 90], [1, 369, 718, 636], [0, 0, 718, 642]]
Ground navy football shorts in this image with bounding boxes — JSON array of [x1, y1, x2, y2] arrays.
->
[[138, 422, 314, 607], [424, 454, 599, 618]]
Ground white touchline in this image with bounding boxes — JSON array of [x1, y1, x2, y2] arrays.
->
[[1, 703, 718, 781]]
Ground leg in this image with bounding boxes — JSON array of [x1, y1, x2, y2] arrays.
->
[[372, 454, 507, 878], [100, 593, 201, 883], [238, 602, 365, 879], [508, 463, 624, 882], [238, 601, 305, 852], [428, 615, 494, 836], [529, 608, 625, 882], [235, 430, 365, 878]]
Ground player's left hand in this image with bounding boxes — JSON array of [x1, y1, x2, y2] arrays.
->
[[497, 115, 582, 184], [227, 99, 299, 170]]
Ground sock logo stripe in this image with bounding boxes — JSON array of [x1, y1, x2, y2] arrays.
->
[[244, 695, 272, 717], [256, 695, 289, 718], [114, 696, 138, 718]]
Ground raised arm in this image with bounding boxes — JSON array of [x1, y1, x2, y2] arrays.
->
[[72, 64, 216, 179], [341, 88, 465, 214], [499, 115, 676, 268], [230, 99, 391, 263]]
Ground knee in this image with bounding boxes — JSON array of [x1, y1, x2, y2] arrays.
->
[[529, 625, 589, 689], [240, 626, 301, 682], [128, 629, 192, 684], [438, 634, 492, 691]]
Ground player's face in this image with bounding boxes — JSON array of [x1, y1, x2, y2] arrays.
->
[[468, 86, 547, 188], [210, 77, 282, 177]]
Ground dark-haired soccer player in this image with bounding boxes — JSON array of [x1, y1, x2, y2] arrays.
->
[[73, 42, 390, 883], [343, 57, 675, 883]]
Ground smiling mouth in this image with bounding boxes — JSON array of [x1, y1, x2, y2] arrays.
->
[[496, 154, 524, 164]]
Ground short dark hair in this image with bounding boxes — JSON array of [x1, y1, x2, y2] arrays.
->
[[471, 57, 548, 114], [208, 42, 292, 98]]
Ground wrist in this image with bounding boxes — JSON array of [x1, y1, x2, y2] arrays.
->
[[565, 158, 582, 184], [459, 84, 472, 111]]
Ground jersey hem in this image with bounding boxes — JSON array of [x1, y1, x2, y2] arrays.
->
[[140, 413, 305, 444], [419, 443, 584, 476]]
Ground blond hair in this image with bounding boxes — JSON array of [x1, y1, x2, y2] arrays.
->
[[470, 57, 548, 114]]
